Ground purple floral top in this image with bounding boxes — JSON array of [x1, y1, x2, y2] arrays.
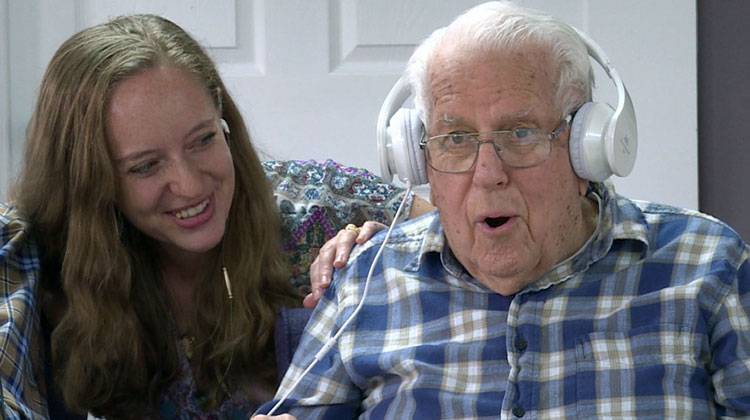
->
[[157, 338, 271, 419]]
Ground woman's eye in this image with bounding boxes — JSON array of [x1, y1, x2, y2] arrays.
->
[[129, 160, 158, 176], [196, 132, 216, 148]]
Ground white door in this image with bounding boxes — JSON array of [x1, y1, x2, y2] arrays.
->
[[1, 0, 697, 209]]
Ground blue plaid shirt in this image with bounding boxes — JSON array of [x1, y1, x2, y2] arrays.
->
[[261, 183, 750, 419]]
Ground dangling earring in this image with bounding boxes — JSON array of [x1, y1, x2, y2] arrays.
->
[[218, 243, 235, 389], [113, 209, 125, 238], [222, 266, 233, 300], [220, 238, 233, 300]]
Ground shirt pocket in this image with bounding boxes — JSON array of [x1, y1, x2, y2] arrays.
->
[[574, 323, 711, 419]]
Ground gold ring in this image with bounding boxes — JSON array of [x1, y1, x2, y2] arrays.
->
[[344, 224, 361, 235]]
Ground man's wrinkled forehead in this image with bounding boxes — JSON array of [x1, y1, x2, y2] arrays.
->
[[426, 46, 559, 120]]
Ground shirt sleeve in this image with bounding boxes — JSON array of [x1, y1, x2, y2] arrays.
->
[[263, 159, 414, 290], [709, 243, 750, 416], [255, 270, 363, 419]]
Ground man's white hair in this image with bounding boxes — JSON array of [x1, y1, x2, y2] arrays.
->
[[405, 1, 593, 128]]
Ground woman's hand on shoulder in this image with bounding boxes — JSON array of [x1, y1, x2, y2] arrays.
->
[[303, 221, 387, 308]]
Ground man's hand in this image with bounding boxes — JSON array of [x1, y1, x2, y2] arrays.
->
[[304, 221, 387, 308]]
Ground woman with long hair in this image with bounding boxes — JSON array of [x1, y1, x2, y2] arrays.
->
[[0, 14, 424, 418]]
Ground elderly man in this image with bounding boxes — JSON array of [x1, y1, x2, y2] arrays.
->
[[257, 2, 750, 419]]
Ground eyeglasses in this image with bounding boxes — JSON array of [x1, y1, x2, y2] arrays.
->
[[419, 115, 572, 173]]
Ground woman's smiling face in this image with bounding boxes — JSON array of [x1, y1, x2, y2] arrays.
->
[[107, 66, 235, 261]]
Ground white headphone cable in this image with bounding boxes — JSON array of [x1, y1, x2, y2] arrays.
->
[[267, 180, 413, 415]]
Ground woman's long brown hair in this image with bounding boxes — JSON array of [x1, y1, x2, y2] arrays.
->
[[12, 14, 298, 418]]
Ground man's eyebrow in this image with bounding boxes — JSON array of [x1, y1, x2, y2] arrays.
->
[[436, 114, 464, 126], [503, 108, 535, 122], [436, 108, 538, 127]]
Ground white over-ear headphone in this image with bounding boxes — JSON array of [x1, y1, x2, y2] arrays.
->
[[376, 27, 637, 185]]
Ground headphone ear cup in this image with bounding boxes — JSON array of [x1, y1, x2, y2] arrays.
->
[[385, 108, 428, 185], [568, 102, 616, 182]]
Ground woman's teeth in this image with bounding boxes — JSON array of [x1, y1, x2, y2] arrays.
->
[[175, 199, 209, 219]]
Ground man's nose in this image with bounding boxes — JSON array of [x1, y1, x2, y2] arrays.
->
[[472, 141, 509, 186]]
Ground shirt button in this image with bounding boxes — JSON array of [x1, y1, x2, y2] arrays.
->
[[516, 337, 528, 352], [512, 405, 526, 417]]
